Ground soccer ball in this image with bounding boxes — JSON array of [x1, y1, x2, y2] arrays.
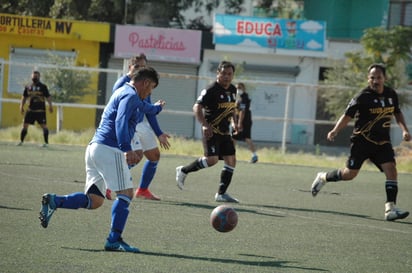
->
[[210, 205, 238, 232]]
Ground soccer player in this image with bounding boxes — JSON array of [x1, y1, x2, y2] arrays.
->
[[311, 63, 411, 221], [39, 67, 164, 252], [176, 61, 240, 203], [232, 82, 258, 163], [18, 70, 53, 147], [107, 54, 170, 201]]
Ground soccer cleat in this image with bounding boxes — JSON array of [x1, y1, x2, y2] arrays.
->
[[105, 189, 113, 200], [384, 202, 409, 221], [42, 143, 48, 148], [16, 142, 23, 146], [39, 193, 57, 228], [176, 166, 187, 190], [215, 193, 239, 203], [104, 238, 140, 253], [135, 188, 161, 201], [311, 172, 327, 197], [250, 155, 258, 163]]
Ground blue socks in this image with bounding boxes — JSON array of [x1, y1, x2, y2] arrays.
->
[[54, 192, 90, 209], [108, 194, 131, 243], [139, 160, 158, 189]]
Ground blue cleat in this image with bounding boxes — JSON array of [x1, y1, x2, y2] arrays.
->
[[39, 193, 56, 228], [250, 155, 258, 163], [104, 238, 140, 253]]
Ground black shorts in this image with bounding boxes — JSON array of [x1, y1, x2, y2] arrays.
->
[[203, 134, 235, 157], [346, 140, 395, 172], [232, 119, 252, 141], [24, 111, 47, 125]]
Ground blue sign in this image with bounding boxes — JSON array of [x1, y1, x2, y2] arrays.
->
[[214, 14, 326, 52]]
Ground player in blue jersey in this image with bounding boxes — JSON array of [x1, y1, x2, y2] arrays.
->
[[311, 63, 411, 221], [39, 67, 164, 252], [107, 54, 170, 201], [176, 61, 240, 203]]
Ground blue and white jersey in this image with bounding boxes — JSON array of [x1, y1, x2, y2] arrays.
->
[[112, 74, 163, 136], [92, 83, 162, 152]]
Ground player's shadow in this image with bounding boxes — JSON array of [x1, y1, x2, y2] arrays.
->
[[161, 200, 285, 218], [61, 246, 327, 271], [0, 204, 32, 211]]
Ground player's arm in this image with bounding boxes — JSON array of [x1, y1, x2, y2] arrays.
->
[[327, 114, 352, 141], [193, 103, 212, 139], [19, 96, 27, 114], [46, 95, 53, 113], [394, 112, 411, 141]]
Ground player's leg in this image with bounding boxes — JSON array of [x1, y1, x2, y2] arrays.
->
[[89, 143, 139, 252], [243, 119, 258, 163], [39, 144, 104, 228], [18, 112, 33, 145], [215, 135, 238, 203], [311, 141, 365, 196], [176, 135, 219, 190], [38, 112, 49, 146], [377, 145, 409, 221], [135, 123, 161, 200]]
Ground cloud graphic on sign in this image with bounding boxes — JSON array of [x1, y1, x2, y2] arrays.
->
[[300, 21, 323, 34], [238, 38, 263, 47], [214, 22, 232, 35], [307, 40, 322, 49]]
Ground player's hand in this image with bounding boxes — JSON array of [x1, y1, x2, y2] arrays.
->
[[125, 150, 140, 165], [158, 133, 171, 150], [237, 123, 243, 132], [403, 131, 411, 142], [154, 100, 166, 108], [20, 106, 24, 115], [327, 130, 337, 141], [202, 124, 213, 139], [49, 106, 53, 113]]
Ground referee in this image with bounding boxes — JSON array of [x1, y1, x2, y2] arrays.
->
[[18, 70, 53, 147]]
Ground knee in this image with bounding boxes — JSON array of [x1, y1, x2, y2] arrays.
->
[[88, 195, 104, 209], [144, 149, 160, 161]]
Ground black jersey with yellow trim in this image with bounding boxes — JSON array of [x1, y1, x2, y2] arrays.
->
[[196, 81, 237, 135], [345, 86, 401, 145], [23, 82, 51, 112]]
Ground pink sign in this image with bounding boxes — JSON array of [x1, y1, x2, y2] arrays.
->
[[114, 25, 202, 64]]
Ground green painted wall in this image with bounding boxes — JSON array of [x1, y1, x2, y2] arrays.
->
[[304, 0, 390, 40]]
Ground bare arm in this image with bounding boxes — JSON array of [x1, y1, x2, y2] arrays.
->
[[47, 96, 53, 113], [193, 103, 213, 139], [327, 114, 352, 141], [20, 96, 26, 114], [394, 112, 411, 141]]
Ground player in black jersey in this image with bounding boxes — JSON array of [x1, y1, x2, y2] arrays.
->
[[232, 82, 258, 163], [176, 61, 240, 202], [311, 63, 411, 221], [18, 71, 53, 147]]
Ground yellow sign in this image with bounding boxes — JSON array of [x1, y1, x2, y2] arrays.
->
[[0, 13, 110, 42]]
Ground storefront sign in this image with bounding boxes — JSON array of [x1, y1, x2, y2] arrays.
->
[[114, 25, 201, 64], [214, 14, 326, 52], [0, 13, 110, 42]]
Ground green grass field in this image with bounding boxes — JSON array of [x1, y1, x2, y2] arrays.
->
[[1, 141, 411, 273]]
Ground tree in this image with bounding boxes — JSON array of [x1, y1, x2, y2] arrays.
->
[[42, 54, 94, 103], [319, 26, 412, 119]]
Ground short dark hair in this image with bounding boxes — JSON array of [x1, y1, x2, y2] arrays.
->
[[217, 61, 235, 73], [368, 63, 386, 77], [130, 66, 159, 88], [129, 53, 147, 67]]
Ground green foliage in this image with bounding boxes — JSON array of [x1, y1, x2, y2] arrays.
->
[[321, 26, 412, 119], [42, 53, 94, 103]]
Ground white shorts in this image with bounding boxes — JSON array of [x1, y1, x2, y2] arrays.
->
[[131, 121, 158, 151], [84, 142, 134, 195]]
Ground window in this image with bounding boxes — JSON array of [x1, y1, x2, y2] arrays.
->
[[8, 48, 76, 94], [389, 0, 412, 27]]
